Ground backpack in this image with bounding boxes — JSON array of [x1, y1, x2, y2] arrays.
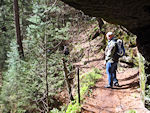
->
[[116, 39, 125, 57]]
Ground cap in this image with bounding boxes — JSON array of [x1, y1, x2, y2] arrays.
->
[[106, 32, 113, 38]]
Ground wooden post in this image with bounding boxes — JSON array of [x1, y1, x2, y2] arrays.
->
[[0, 70, 2, 87], [45, 30, 49, 112], [77, 68, 80, 104], [62, 58, 74, 101]]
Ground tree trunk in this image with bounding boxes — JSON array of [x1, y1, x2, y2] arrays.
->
[[97, 18, 104, 30], [45, 30, 49, 112], [13, 0, 24, 58]]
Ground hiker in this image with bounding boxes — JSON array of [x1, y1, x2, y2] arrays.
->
[[63, 45, 69, 56], [104, 32, 123, 88]]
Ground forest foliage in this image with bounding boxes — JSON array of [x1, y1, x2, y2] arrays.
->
[[0, 0, 93, 112], [0, 0, 73, 112]]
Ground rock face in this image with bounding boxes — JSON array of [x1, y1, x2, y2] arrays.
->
[[61, 0, 150, 84], [61, 0, 150, 32]]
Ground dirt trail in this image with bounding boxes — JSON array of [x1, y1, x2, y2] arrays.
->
[[77, 58, 149, 113], [73, 51, 149, 112]]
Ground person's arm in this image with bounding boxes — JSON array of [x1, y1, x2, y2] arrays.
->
[[104, 46, 108, 65], [105, 42, 116, 62]]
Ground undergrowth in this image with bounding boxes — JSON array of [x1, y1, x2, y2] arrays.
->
[[65, 68, 102, 113]]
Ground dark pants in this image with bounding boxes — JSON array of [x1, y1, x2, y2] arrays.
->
[[106, 62, 118, 86]]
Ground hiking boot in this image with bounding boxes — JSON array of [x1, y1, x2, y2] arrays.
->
[[114, 82, 119, 87], [105, 85, 112, 88]]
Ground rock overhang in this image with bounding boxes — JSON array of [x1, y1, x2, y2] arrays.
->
[[61, 0, 150, 35]]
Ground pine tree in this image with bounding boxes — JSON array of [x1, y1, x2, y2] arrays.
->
[[0, 2, 70, 112]]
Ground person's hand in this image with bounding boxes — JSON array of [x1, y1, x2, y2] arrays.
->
[[104, 61, 106, 66]]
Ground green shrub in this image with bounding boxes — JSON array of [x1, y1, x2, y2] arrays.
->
[[50, 106, 66, 113], [125, 109, 137, 113], [66, 68, 102, 112], [66, 101, 81, 113]]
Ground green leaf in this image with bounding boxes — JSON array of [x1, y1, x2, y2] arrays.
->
[[27, 15, 41, 24]]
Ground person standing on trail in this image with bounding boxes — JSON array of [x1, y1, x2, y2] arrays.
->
[[104, 32, 120, 88]]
